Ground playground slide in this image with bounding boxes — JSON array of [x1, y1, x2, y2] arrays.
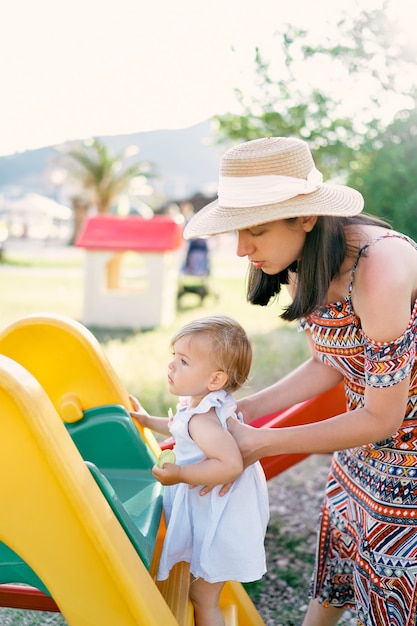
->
[[0, 314, 265, 626], [0, 354, 176, 626]]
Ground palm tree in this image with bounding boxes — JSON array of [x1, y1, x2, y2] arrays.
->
[[63, 138, 154, 241]]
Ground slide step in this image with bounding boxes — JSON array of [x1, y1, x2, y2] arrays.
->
[[223, 603, 239, 625], [156, 562, 194, 626], [151, 527, 194, 626]]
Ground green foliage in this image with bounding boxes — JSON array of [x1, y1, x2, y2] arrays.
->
[[347, 104, 417, 240], [213, 33, 359, 178], [213, 4, 416, 180]]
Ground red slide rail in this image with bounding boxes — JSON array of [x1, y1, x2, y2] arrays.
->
[[0, 585, 59, 612]]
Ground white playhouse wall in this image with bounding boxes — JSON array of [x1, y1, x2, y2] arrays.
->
[[82, 250, 180, 329]]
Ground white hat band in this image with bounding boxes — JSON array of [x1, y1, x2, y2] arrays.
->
[[218, 166, 323, 208]]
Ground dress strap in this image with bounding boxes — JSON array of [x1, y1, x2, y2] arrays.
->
[[347, 232, 417, 300]]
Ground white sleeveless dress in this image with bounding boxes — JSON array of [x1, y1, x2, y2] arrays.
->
[[157, 389, 269, 583]]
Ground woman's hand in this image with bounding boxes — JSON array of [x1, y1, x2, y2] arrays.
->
[[226, 418, 263, 466], [197, 481, 235, 497], [197, 419, 264, 496], [235, 402, 252, 424]]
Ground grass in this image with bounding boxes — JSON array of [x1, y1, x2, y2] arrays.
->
[[262, 517, 316, 586], [242, 488, 321, 626], [0, 240, 313, 625], [0, 241, 309, 416]]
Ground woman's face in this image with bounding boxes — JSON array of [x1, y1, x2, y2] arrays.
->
[[236, 217, 315, 275]]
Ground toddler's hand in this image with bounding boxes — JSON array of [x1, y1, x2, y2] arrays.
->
[[152, 463, 181, 486], [129, 394, 150, 426]]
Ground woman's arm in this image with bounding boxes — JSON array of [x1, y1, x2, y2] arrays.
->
[[152, 408, 243, 486], [238, 336, 343, 423], [228, 375, 409, 465]]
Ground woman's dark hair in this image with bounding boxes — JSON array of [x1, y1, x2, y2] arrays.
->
[[247, 213, 392, 322]]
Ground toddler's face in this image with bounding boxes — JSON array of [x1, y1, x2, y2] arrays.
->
[[168, 334, 219, 400]]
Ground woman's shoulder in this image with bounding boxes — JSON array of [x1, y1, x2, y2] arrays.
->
[[350, 225, 416, 253], [347, 227, 415, 284], [355, 231, 416, 281], [351, 230, 417, 341]]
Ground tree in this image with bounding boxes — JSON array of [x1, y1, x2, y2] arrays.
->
[[213, 5, 416, 180], [62, 138, 154, 241], [347, 103, 417, 240]]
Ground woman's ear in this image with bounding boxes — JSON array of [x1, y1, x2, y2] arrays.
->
[[208, 371, 228, 391], [301, 215, 318, 232]]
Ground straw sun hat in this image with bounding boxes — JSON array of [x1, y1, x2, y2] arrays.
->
[[183, 137, 364, 240]]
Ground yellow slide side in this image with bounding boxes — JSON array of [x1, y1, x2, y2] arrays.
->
[[0, 314, 265, 625]]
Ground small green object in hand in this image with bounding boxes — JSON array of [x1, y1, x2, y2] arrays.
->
[[157, 450, 176, 468]]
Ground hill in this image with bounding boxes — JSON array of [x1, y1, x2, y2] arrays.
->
[[0, 121, 222, 203]]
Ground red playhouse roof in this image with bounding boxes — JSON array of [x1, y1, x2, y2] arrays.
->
[[75, 215, 184, 251]]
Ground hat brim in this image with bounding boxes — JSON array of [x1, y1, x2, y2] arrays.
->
[[184, 183, 364, 239]]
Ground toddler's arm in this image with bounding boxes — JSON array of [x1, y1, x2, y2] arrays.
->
[[129, 394, 171, 437], [153, 408, 243, 486]]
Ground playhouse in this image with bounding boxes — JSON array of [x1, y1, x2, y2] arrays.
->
[[75, 214, 183, 329]]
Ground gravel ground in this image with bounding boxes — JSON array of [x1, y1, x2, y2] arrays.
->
[[0, 455, 359, 626], [250, 454, 358, 626]]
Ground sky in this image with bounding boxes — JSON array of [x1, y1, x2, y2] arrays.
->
[[0, 0, 415, 156]]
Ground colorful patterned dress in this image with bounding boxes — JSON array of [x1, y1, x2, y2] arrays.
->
[[299, 233, 417, 626]]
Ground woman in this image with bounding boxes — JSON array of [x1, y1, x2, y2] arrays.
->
[[183, 137, 417, 626]]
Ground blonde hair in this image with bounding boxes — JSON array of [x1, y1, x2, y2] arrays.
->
[[170, 315, 252, 393]]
